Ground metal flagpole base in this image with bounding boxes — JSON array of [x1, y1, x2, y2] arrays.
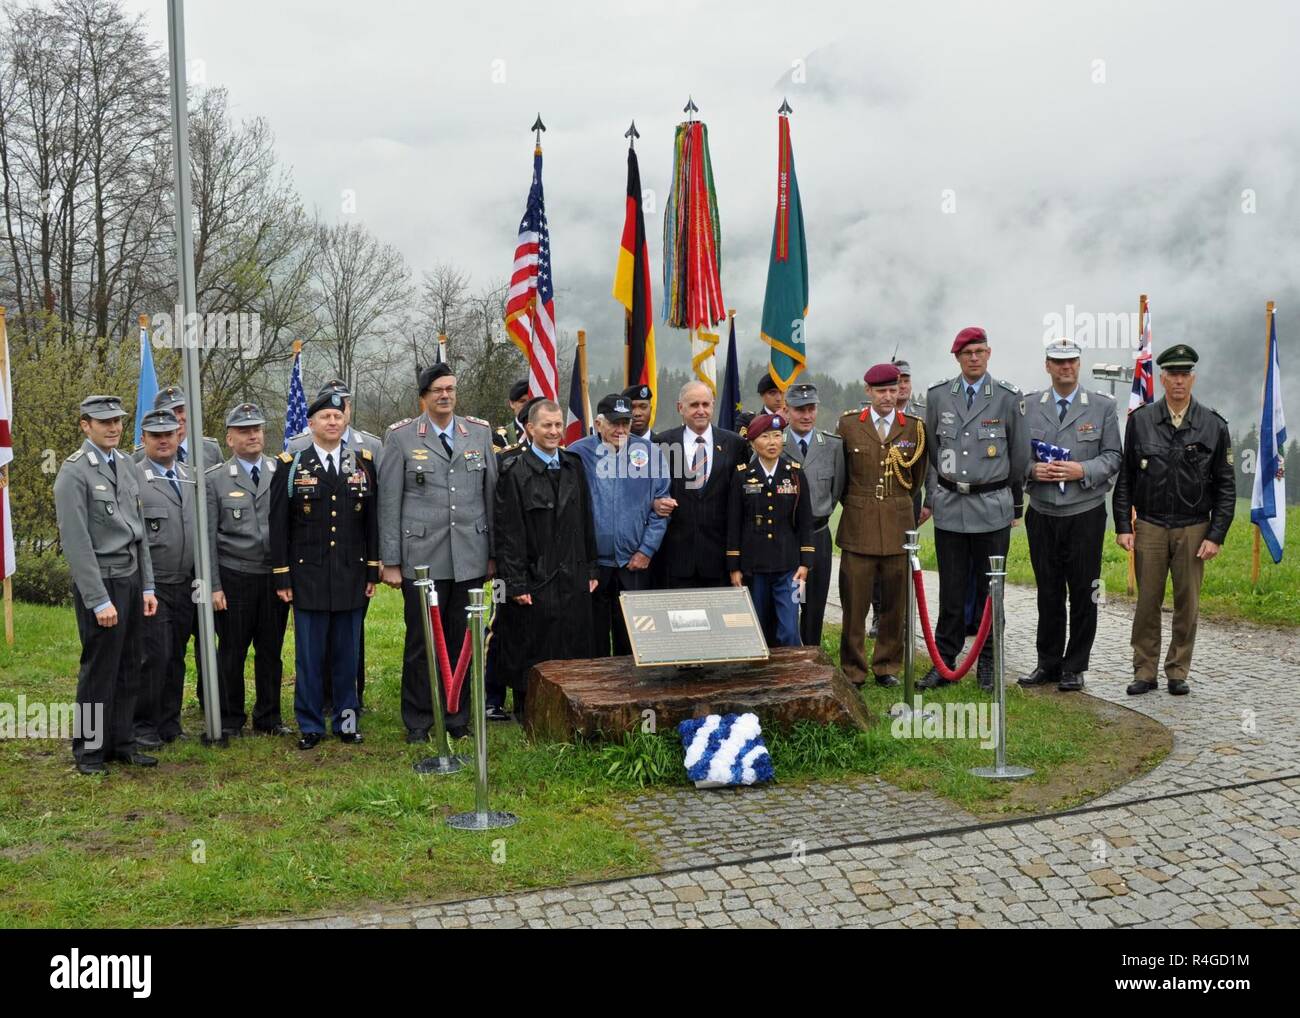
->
[[199, 732, 229, 748], [968, 764, 1034, 780], [413, 754, 465, 775], [889, 700, 940, 721], [447, 810, 519, 831]]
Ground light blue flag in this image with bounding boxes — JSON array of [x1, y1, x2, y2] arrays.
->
[[134, 319, 159, 446], [1250, 312, 1287, 563]]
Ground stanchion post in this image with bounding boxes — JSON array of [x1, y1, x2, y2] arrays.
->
[[890, 529, 935, 721], [412, 564, 463, 775], [448, 587, 519, 830], [969, 554, 1033, 780]]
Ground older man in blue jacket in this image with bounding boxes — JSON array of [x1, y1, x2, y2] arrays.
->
[[570, 393, 671, 656]]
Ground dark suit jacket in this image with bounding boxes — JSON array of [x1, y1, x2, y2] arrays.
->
[[654, 425, 749, 580]]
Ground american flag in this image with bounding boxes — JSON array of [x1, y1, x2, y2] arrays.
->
[[505, 148, 558, 400], [284, 344, 307, 450], [1130, 306, 1154, 414], [1032, 439, 1072, 494]]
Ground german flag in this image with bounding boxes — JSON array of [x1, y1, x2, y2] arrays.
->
[[613, 145, 658, 428]]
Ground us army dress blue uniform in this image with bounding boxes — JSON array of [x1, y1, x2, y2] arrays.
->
[[922, 360, 1031, 688], [380, 400, 496, 739], [270, 443, 378, 743], [726, 421, 815, 648], [1020, 339, 1123, 691], [53, 396, 156, 772], [133, 410, 197, 744], [783, 385, 845, 648], [206, 406, 288, 735]]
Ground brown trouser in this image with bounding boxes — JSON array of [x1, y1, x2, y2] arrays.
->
[[840, 550, 907, 683], [1131, 518, 1209, 682]]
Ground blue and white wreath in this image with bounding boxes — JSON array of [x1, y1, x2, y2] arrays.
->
[[678, 712, 774, 789]]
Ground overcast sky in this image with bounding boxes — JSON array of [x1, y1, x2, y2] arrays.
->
[[128, 0, 1299, 424]]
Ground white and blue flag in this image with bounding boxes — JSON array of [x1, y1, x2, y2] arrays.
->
[[1251, 312, 1287, 563]]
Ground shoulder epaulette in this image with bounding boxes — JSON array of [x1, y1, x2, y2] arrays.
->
[[998, 378, 1021, 394], [205, 461, 225, 474], [388, 417, 413, 431], [819, 429, 842, 440], [1211, 407, 1228, 423], [360, 448, 373, 461], [66, 449, 85, 463], [277, 451, 292, 463], [463, 415, 490, 429], [1094, 389, 1115, 400], [840, 407, 858, 416], [929, 378, 949, 389]]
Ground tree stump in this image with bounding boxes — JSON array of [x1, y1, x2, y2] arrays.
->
[[524, 647, 872, 743]]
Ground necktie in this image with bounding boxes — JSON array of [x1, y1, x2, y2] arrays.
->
[[107, 454, 117, 479], [966, 385, 976, 410], [165, 468, 181, 500], [325, 454, 337, 482], [692, 436, 708, 480], [547, 456, 560, 471], [799, 437, 808, 457], [1058, 398, 1069, 423], [876, 418, 889, 442], [251, 463, 261, 487], [440, 432, 453, 458]]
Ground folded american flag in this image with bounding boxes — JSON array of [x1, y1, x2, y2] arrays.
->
[[1032, 438, 1072, 494]]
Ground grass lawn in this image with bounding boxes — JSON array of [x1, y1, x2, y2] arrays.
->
[[1, 585, 1167, 927], [829, 500, 1300, 628]]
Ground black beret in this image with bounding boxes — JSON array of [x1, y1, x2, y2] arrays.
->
[[756, 373, 780, 395], [622, 383, 653, 402], [418, 362, 454, 393], [308, 391, 347, 417], [508, 379, 529, 403]]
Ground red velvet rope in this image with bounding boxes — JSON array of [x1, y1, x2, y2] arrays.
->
[[428, 604, 474, 714], [911, 567, 993, 682]]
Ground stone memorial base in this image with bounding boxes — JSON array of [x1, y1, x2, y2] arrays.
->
[[524, 647, 872, 743]]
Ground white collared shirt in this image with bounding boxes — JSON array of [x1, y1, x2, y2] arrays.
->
[[870, 409, 896, 432], [312, 444, 341, 473]]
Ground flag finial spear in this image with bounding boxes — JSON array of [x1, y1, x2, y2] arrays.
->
[[683, 95, 698, 121], [625, 120, 640, 148], [531, 114, 546, 145], [778, 97, 793, 116]]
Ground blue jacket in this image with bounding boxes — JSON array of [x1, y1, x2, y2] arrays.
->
[[570, 434, 670, 567]]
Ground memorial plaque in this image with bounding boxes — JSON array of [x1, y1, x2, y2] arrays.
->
[[619, 587, 769, 666]]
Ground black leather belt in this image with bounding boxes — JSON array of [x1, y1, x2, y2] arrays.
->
[[937, 476, 1010, 496]]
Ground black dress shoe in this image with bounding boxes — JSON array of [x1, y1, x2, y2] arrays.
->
[[977, 657, 994, 693], [336, 732, 364, 744], [1127, 678, 1159, 695], [1057, 671, 1085, 692], [1018, 667, 1060, 688], [222, 727, 244, 739], [405, 728, 429, 744], [160, 730, 186, 743], [1167, 678, 1190, 695], [915, 666, 946, 690], [298, 732, 323, 750], [76, 761, 108, 776], [874, 674, 899, 688], [255, 723, 293, 737], [134, 733, 164, 749], [114, 751, 158, 767], [447, 725, 470, 740], [485, 705, 510, 722]]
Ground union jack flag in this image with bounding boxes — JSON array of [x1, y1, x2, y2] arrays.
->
[[1130, 306, 1154, 414], [505, 148, 558, 400]]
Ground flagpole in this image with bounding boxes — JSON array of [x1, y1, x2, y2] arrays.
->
[[0, 305, 11, 646], [577, 329, 591, 430], [1251, 300, 1275, 589], [1126, 293, 1147, 596]]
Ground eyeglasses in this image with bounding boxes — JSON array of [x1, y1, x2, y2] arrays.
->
[[428, 385, 457, 395]]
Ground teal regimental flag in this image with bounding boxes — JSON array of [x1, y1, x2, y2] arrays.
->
[[760, 113, 808, 390]]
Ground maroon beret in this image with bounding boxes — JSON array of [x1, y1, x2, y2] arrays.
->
[[863, 363, 901, 387], [951, 326, 988, 354], [746, 412, 787, 439]]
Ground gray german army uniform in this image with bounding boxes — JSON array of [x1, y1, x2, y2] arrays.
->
[[54, 395, 156, 769], [131, 384, 223, 468], [783, 384, 846, 648], [921, 370, 1031, 688], [205, 403, 288, 735], [133, 410, 198, 743], [381, 409, 497, 735], [1020, 348, 1123, 690]]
